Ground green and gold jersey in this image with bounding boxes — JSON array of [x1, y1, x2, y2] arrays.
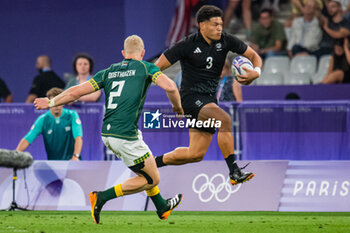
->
[[89, 59, 162, 141]]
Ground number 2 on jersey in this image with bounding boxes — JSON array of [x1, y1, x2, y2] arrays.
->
[[107, 80, 125, 109], [206, 57, 213, 69]]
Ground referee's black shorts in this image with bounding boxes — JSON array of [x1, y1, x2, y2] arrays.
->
[[181, 93, 217, 134]]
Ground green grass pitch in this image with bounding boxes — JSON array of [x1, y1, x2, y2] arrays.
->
[[0, 211, 350, 233]]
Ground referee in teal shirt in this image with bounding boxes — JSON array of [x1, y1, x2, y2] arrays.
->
[[17, 88, 83, 160]]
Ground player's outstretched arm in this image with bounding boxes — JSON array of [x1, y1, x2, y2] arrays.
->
[[34, 81, 95, 109], [155, 54, 172, 71], [155, 74, 183, 116]]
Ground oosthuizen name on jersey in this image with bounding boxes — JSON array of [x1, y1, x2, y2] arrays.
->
[[108, 70, 136, 79]]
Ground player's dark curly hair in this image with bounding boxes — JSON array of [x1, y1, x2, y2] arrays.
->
[[196, 5, 223, 24], [72, 53, 94, 75]]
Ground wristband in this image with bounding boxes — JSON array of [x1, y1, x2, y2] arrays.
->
[[48, 99, 55, 108], [73, 154, 80, 158], [254, 67, 261, 76]]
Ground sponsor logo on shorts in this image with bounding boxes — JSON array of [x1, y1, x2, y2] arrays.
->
[[195, 100, 203, 107]]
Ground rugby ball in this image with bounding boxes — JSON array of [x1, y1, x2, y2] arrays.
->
[[232, 56, 253, 80]]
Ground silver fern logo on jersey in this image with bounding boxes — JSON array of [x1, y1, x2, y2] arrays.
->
[[216, 43, 222, 51]]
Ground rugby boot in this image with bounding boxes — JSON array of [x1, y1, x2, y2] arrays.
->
[[230, 163, 254, 185], [89, 191, 104, 224], [157, 194, 183, 220]]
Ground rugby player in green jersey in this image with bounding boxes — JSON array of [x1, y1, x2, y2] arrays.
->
[[17, 87, 83, 161], [34, 35, 184, 224]]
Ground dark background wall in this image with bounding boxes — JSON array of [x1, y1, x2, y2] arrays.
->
[[0, 0, 176, 102]]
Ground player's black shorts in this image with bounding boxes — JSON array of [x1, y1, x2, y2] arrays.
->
[[181, 93, 217, 134]]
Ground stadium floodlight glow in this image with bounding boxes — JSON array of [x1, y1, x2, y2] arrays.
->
[[0, 149, 33, 211]]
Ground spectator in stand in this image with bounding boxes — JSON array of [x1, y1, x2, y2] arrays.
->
[[65, 54, 101, 102], [0, 77, 13, 102], [26, 55, 65, 103], [311, 0, 350, 58], [322, 38, 350, 83], [322, 0, 350, 39], [250, 9, 287, 59], [344, 1, 350, 21], [223, 0, 252, 38], [291, 0, 323, 17], [217, 57, 242, 102], [287, 0, 323, 57], [260, 0, 281, 13], [336, 0, 349, 14]]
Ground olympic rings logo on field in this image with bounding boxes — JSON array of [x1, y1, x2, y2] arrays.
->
[[192, 173, 241, 203]]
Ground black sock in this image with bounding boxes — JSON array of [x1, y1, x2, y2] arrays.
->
[[155, 155, 167, 168], [225, 154, 239, 173]]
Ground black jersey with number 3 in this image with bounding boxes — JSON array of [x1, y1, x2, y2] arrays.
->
[[164, 31, 247, 96]]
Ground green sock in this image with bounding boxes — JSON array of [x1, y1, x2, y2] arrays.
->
[[150, 193, 167, 210], [146, 186, 167, 210], [99, 187, 117, 204]]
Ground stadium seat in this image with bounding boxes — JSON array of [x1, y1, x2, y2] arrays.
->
[[290, 55, 317, 77], [256, 72, 284, 85], [312, 55, 331, 84], [284, 72, 311, 85], [312, 73, 325, 84], [263, 56, 290, 76]]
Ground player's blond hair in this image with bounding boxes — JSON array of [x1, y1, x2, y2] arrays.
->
[[46, 88, 63, 99], [124, 35, 144, 55]]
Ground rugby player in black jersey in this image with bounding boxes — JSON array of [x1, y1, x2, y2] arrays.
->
[[155, 5, 262, 185]]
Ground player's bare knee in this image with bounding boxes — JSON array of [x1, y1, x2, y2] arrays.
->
[[218, 114, 232, 131], [144, 183, 155, 190], [128, 162, 156, 185], [151, 175, 160, 186], [143, 171, 159, 187], [146, 177, 159, 190], [191, 151, 206, 162]]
